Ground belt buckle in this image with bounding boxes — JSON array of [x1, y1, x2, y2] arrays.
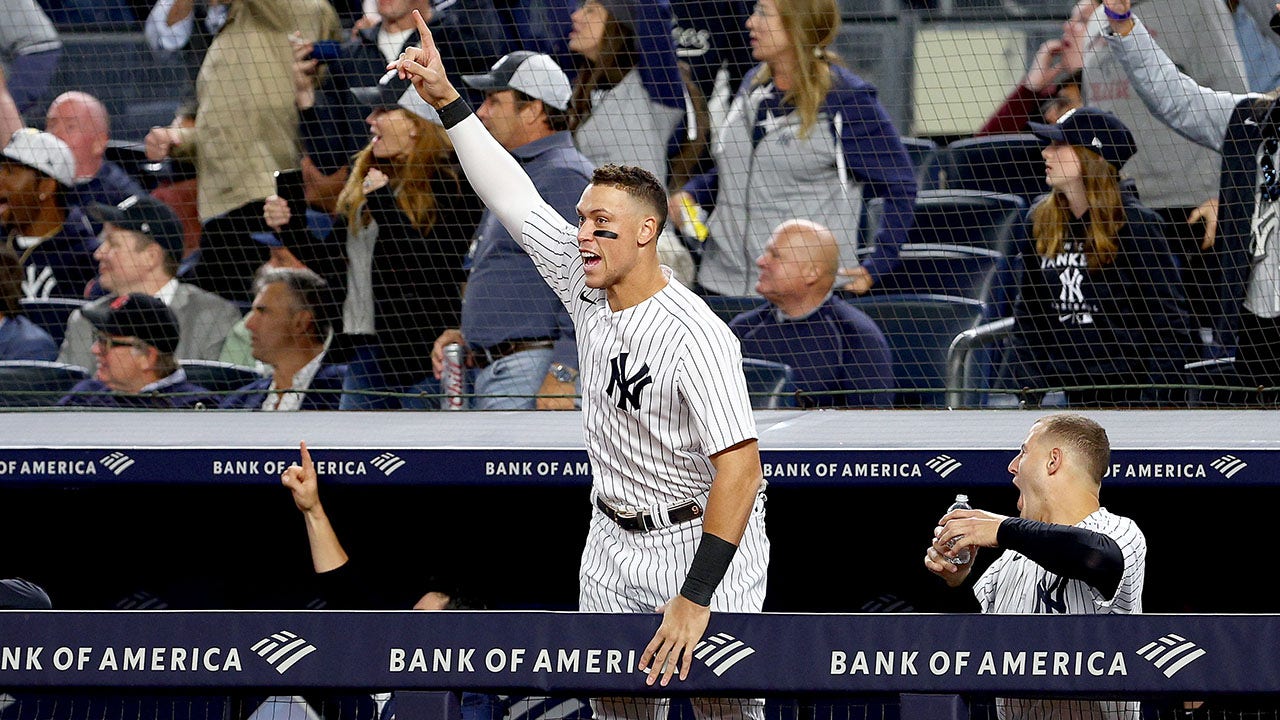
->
[[634, 510, 652, 533]]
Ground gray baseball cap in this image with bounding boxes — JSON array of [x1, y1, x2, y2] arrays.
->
[[462, 51, 573, 111], [2, 128, 75, 187]]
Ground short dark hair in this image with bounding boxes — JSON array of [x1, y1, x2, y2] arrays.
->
[[1037, 413, 1111, 483], [511, 89, 569, 132], [254, 267, 332, 342], [590, 164, 667, 234]]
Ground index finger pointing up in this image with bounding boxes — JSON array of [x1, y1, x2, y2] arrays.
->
[[413, 9, 434, 57], [299, 441, 313, 473]]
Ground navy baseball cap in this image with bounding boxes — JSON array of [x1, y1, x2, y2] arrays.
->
[[83, 293, 181, 355], [88, 194, 185, 263], [1028, 107, 1137, 171], [350, 75, 442, 125]]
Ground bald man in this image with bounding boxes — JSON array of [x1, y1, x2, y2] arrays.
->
[[729, 219, 895, 408], [45, 91, 144, 211]]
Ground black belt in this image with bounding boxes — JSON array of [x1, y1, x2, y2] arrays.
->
[[470, 338, 555, 369], [595, 495, 703, 533]]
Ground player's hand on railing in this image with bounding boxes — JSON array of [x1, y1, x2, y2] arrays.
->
[[641, 595, 710, 687], [432, 328, 466, 379], [388, 10, 460, 108], [281, 441, 321, 515], [263, 195, 291, 231]]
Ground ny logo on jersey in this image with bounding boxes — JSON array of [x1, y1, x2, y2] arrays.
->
[[606, 352, 653, 411], [1034, 575, 1069, 614]]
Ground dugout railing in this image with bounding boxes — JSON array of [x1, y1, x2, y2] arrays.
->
[[1, 611, 1276, 720]]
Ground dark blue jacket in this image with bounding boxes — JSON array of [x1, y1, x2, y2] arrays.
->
[[217, 363, 346, 409], [0, 315, 58, 361], [57, 376, 217, 409], [1008, 197, 1195, 398], [65, 161, 146, 219], [4, 206, 99, 300], [730, 295, 895, 408], [1214, 98, 1268, 354]]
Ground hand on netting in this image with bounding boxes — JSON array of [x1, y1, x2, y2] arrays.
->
[[388, 10, 460, 108], [640, 595, 710, 687]]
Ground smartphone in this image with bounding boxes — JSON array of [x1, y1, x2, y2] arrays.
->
[[309, 39, 343, 61], [274, 168, 306, 222]]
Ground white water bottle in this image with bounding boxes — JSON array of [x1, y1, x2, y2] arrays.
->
[[945, 494, 972, 565]]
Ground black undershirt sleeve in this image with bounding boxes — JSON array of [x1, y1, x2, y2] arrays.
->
[[997, 517, 1125, 600]]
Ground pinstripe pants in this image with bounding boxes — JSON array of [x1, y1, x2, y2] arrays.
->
[[579, 494, 768, 720]]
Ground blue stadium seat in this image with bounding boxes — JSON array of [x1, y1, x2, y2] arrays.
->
[[742, 358, 797, 409], [702, 294, 765, 325], [899, 136, 940, 186], [862, 189, 1026, 254], [847, 293, 986, 407], [871, 244, 1004, 303], [938, 133, 1047, 207], [179, 360, 264, 395], [105, 140, 162, 192], [0, 360, 90, 407], [19, 297, 85, 347]]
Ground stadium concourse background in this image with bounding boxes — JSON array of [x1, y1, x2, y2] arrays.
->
[[2, 409, 1278, 615]]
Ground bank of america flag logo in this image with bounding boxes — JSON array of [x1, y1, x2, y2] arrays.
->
[[926, 454, 962, 478], [1210, 455, 1247, 479], [1137, 634, 1206, 678], [371, 453, 406, 476], [100, 452, 135, 475], [252, 630, 317, 674], [694, 633, 755, 676]]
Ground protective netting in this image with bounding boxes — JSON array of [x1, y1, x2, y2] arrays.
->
[[2, 0, 1277, 409]]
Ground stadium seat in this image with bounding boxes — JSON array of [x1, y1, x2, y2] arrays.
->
[[19, 297, 85, 347], [0, 360, 90, 407], [862, 189, 1026, 253], [179, 360, 264, 395], [937, 133, 1048, 206], [105, 140, 162, 193], [847, 293, 986, 407], [871, 244, 1004, 303], [702, 295, 764, 325], [742, 358, 797, 409], [898, 136, 940, 186]]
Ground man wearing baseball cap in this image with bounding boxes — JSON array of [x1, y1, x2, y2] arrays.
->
[[57, 292, 216, 408], [429, 51, 592, 410], [0, 128, 98, 299], [57, 194, 242, 373]]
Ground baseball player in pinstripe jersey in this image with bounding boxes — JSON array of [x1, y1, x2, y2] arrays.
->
[[926, 413, 1146, 720], [390, 13, 769, 719]]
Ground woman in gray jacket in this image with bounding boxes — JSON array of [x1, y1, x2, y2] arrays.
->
[[1102, 0, 1280, 399]]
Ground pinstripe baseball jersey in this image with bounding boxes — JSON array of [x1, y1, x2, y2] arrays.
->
[[518, 202, 761, 509], [974, 508, 1146, 720]]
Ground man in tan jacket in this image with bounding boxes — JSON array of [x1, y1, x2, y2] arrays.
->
[[144, 0, 340, 304]]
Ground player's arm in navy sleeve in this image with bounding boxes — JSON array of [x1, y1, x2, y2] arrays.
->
[[998, 518, 1124, 600], [830, 79, 917, 283]]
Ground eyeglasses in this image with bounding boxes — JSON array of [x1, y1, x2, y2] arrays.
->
[[1261, 137, 1280, 203], [93, 332, 141, 351]]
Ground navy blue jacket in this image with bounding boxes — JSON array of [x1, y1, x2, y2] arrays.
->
[[217, 363, 346, 409], [730, 295, 895, 408], [0, 315, 58, 361], [1008, 197, 1195, 398], [57, 376, 217, 409], [4, 207, 98, 300]]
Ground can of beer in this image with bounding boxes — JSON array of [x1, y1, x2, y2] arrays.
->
[[441, 342, 465, 410]]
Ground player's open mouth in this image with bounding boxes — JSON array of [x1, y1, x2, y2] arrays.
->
[[581, 251, 601, 270]]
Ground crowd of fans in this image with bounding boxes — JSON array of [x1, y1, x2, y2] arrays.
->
[[2, 0, 1279, 408]]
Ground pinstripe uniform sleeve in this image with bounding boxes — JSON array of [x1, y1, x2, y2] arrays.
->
[[675, 309, 757, 455], [1083, 509, 1146, 613]]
